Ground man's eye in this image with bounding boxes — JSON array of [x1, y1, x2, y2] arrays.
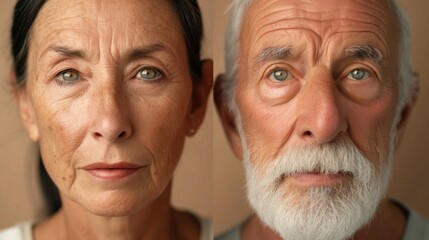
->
[[57, 70, 80, 82], [347, 69, 370, 80], [269, 69, 290, 82], [136, 67, 163, 81]]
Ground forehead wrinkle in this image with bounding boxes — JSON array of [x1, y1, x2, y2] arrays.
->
[[249, 21, 389, 70], [33, 1, 101, 63], [248, 26, 321, 66], [255, 16, 389, 45], [86, 0, 181, 65], [323, 29, 389, 55], [247, 0, 391, 43]]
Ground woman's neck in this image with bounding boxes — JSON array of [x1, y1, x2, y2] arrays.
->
[[33, 183, 200, 240]]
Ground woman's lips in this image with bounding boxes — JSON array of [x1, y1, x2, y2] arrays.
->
[[82, 162, 144, 180]]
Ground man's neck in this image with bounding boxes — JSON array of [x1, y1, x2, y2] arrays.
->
[[33, 183, 199, 240], [353, 199, 407, 240], [242, 199, 407, 240]]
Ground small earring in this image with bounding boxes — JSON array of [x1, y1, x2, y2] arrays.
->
[[188, 128, 196, 136]]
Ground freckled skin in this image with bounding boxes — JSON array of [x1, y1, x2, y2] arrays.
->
[[16, 0, 211, 239], [25, 0, 192, 215]]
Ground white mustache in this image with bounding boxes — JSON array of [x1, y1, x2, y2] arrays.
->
[[254, 137, 375, 186]]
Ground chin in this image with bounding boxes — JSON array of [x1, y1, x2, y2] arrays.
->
[[79, 189, 158, 217]]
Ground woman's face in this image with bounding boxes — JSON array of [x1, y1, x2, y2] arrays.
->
[[17, 0, 209, 216]]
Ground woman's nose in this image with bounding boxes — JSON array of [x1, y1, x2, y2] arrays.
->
[[295, 69, 347, 144], [90, 86, 132, 143]]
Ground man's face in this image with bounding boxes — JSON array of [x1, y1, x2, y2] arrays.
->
[[233, 0, 401, 239]]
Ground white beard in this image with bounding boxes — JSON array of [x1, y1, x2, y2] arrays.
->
[[242, 136, 393, 240]]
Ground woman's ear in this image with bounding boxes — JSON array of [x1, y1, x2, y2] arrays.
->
[[214, 74, 243, 160], [11, 69, 39, 142], [186, 59, 213, 136]]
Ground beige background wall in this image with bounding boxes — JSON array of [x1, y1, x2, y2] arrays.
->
[[212, 0, 429, 235], [0, 0, 212, 229], [1, 0, 428, 237]]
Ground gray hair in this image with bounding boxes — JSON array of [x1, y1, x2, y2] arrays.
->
[[223, 0, 418, 116]]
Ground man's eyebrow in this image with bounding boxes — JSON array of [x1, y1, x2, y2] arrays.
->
[[255, 46, 293, 64], [345, 45, 384, 65]]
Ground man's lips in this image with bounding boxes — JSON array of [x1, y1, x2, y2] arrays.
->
[[81, 162, 144, 180], [286, 171, 351, 187]]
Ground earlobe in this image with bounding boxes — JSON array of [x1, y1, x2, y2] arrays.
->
[[186, 59, 213, 137], [14, 84, 39, 142], [214, 74, 243, 160]]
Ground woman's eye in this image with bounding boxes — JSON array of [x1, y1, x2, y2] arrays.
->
[[347, 69, 370, 80], [136, 67, 163, 81], [56, 70, 79, 82], [269, 69, 290, 82]]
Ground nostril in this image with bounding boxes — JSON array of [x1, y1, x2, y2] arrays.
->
[[303, 131, 314, 138], [118, 131, 127, 138]]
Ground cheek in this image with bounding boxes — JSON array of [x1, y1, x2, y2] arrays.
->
[[32, 93, 89, 190], [135, 87, 191, 184], [346, 100, 397, 166], [238, 91, 298, 164]]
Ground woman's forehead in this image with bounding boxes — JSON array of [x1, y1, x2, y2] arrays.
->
[[30, 0, 184, 60]]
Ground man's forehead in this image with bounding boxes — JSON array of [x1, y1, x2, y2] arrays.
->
[[248, 0, 392, 14], [242, 0, 396, 50], [241, 0, 392, 62]]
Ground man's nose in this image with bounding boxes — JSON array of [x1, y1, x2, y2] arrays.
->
[[90, 84, 132, 143], [295, 69, 347, 144]]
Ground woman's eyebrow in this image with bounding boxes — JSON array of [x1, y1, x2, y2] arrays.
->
[[40, 43, 171, 61], [40, 44, 87, 60], [125, 43, 169, 62]]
